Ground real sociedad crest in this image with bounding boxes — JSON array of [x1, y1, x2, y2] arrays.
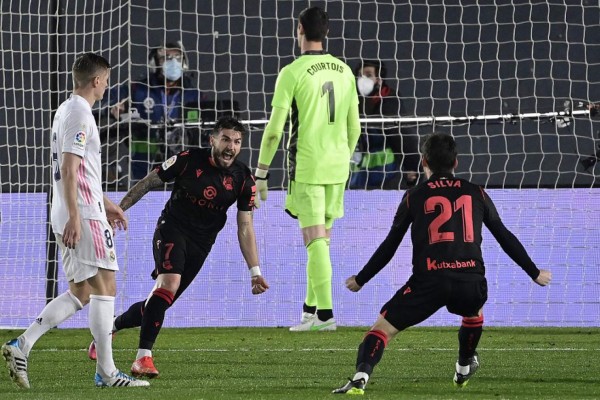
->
[[223, 176, 233, 191]]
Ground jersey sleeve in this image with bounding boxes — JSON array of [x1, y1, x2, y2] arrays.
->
[[481, 188, 540, 280], [270, 66, 296, 110], [61, 113, 91, 158], [258, 106, 288, 166], [258, 66, 295, 167], [237, 174, 256, 212], [155, 150, 190, 182], [347, 95, 361, 154], [355, 192, 412, 286]]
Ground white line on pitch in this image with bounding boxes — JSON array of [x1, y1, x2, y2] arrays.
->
[[34, 347, 600, 353]]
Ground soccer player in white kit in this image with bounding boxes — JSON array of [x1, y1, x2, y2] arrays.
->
[[1, 53, 149, 388]]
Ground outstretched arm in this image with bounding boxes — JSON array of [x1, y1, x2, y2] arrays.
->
[[486, 219, 545, 281], [352, 195, 411, 288], [237, 210, 269, 294], [119, 170, 164, 211], [483, 189, 550, 285], [354, 221, 408, 287]]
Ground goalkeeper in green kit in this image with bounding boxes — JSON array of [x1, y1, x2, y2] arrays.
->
[[254, 6, 361, 331]]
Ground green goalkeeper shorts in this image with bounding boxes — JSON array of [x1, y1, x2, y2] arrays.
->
[[285, 181, 346, 229]]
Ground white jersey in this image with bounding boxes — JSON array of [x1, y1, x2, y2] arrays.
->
[[51, 94, 107, 234]]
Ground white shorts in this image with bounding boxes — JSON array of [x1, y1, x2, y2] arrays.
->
[[55, 219, 119, 283]]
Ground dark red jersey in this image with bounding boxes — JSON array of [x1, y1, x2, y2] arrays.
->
[[356, 173, 540, 285], [154, 148, 256, 245]]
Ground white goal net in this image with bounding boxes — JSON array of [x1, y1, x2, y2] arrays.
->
[[1, 0, 598, 329]]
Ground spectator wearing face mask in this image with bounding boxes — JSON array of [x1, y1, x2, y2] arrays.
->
[[349, 60, 419, 189], [103, 41, 202, 181]]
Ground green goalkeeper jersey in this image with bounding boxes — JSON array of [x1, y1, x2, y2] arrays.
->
[[271, 52, 359, 184]]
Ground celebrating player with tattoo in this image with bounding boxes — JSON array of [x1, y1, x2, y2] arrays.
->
[[88, 115, 269, 379]]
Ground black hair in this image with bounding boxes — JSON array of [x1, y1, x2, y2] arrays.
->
[[72, 53, 110, 88], [212, 115, 246, 136], [298, 6, 328, 42], [421, 133, 458, 174], [354, 59, 387, 79]]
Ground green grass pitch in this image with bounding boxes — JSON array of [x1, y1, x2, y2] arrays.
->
[[1, 327, 599, 399]]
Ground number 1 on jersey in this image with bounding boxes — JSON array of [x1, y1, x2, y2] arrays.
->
[[321, 81, 335, 124]]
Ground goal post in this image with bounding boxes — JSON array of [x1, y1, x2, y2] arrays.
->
[[0, 0, 598, 329]]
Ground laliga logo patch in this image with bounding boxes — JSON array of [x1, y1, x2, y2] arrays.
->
[[73, 131, 86, 149], [162, 155, 177, 170], [75, 131, 86, 143]]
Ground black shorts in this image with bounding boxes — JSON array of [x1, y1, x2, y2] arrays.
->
[[152, 221, 211, 301], [381, 274, 488, 331]]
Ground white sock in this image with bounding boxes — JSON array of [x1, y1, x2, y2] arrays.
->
[[456, 362, 470, 375], [89, 294, 117, 378], [136, 349, 152, 359], [352, 372, 369, 383], [19, 291, 83, 357]]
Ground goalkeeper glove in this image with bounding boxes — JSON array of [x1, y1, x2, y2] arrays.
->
[[254, 168, 269, 208]]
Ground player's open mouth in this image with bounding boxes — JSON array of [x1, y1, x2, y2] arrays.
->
[[222, 152, 234, 161]]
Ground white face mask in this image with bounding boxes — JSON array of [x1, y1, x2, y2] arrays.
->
[[162, 59, 183, 81], [357, 76, 376, 96]]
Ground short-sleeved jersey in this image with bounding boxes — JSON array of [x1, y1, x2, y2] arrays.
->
[[271, 52, 359, 184], [356, 173, 539, 285], [51, 95, 106, 235], [155, 148, 256, 245]]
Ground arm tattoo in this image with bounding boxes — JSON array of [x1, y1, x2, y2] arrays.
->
[[239, 221, 251, 236], [238, 211, 253, 238], [119, 172, 164, 211]]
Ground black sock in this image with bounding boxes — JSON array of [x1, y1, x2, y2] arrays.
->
[[138, 288, 174, 350], [316, 309, 333, 321], [458, 316, 483, 365], [303, 303, 317, 314], [355, 330, 388, 376], [114, 300, 146, 331]]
